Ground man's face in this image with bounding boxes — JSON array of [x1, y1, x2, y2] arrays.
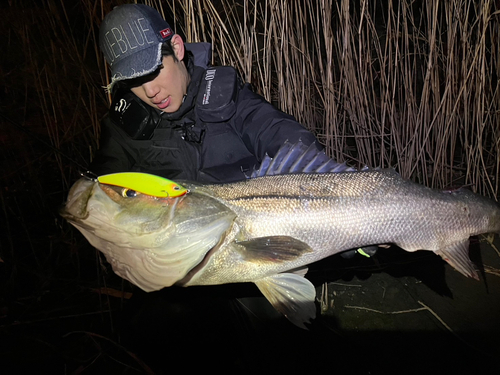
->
[[130, 55, 190, 113]]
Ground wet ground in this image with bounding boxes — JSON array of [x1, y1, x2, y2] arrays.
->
[[1, 235, 499, 374]]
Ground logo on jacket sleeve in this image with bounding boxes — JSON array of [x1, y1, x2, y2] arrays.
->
[[115, 98, 130, 114]]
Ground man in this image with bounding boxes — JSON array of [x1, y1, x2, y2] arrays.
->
[[92, 3, 322, 183]]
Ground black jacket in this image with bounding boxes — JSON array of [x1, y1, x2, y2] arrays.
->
[[91, 47, 321, 183]]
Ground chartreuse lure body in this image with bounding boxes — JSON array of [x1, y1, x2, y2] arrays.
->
[[97, 172, 188, 198]]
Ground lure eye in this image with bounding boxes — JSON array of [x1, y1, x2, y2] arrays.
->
[[122, 188, 138, 198]]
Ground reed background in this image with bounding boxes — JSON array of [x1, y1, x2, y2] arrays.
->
[[1, 0, 499, 372]]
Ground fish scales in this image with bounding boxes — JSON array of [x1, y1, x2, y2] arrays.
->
[[185, 170, 495, 287]]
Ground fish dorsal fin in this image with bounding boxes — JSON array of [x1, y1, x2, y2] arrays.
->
[[250, 140, 355, 178], [236, 236, 313, 263], [254, 273, 317, 329], [435, 240, 479, 280]]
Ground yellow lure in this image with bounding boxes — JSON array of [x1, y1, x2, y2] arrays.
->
[[97, 172, 188, 198]]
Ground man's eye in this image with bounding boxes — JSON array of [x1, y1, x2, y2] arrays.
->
[[122, 188, 138, 198]]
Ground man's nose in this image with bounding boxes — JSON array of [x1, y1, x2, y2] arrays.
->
[[143, 81, 160, 98]]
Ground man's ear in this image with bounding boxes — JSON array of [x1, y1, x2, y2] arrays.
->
[[171, 34, 185, 61]]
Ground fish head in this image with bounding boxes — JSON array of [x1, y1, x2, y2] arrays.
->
[[60, 177, 236, 291]]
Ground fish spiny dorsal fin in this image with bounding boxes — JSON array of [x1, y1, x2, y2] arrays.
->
[[250, 140, 356, 178]]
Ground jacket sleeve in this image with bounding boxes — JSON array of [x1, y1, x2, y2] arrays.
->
[[88, 115, 137, 176], [231, 84, 322, 161]]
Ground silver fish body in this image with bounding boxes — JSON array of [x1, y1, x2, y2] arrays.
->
[[61, 169, 500, 328]]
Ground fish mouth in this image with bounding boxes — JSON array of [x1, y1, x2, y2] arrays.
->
[[60, 178, 95, 221]]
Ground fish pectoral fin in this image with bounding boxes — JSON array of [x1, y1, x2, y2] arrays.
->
[[254, 273, 316, 329], [435, 240, 479, 280], [236, 236, 313, 263]]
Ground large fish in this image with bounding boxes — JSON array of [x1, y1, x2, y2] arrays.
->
[[60, 143, 500, 328]]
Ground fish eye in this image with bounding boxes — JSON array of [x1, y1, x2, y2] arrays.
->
[[122, 188, 138, 198], [173, 186, 180, 190]]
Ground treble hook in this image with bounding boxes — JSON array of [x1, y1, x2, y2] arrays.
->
[[80, 170, 98, 181]]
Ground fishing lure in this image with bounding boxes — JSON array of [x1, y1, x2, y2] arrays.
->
[[97, 172, 188, 198]]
